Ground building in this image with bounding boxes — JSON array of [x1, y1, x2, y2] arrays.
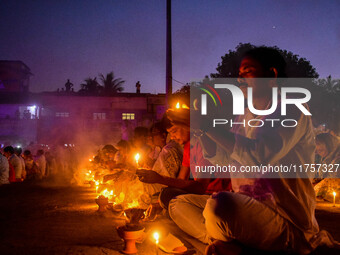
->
[[36, 92, 166, 146], [0, 61, 32, 93], [0, 91, 166, 148], [0, 61, 166, 148]]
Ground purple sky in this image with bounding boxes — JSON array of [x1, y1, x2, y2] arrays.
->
[[1, 0, 339, 93]]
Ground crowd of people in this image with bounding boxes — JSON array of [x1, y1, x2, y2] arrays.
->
[[0, 146, 50, 184], [0, 143, 80, 185], [1, 46, 340, 254]]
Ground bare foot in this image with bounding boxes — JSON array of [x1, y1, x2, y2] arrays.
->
[[205, 240, 243, 255]]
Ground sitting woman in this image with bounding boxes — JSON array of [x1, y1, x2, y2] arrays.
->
[[314, 132, 340, 201]]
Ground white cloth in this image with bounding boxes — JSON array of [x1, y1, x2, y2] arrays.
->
[[0, 154, 9, 184], [152, 140, 183, 177], [144, 140, 183, 196], [169, 192, 311, 253], [202, 103, 322, 253], [35, 155, 46, 177], [9, 154, 22, 179]]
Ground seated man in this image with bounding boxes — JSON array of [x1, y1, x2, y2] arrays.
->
[[130, 126, 152, 168], [113, 140, 132, 169], [168, 47, 338, 254], [137, 111, 231, 209], [101, 144, 118, 171], [139, 118, 183, 196], [314, 132, 340, 201]]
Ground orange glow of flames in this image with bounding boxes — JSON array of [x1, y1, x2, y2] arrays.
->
[[153, 232, 160, 244], [97, 188, 114, 199], [115, 192, 125, 204], [175, 101, 189, 109], [126, 200, 139, 208], [334, 191, 337, 206], [135, 153, 140, 167], [84, 157, 144, 209], [182, 103, 189, 109], [94, 180, 100, 192]]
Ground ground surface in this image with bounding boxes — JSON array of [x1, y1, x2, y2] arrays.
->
[[0, 182, 339, 255]]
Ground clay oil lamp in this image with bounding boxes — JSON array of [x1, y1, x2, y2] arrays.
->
[[95, 195, 109, 212], [117, 224, 145, 254], [116, 206, 147, 254]]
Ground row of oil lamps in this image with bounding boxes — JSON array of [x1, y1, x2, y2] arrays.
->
[[87, 153, 162, 254]]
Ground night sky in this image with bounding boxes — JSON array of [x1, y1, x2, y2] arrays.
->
[[1, 0, 339, 93]]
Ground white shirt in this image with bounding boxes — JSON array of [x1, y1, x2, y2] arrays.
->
[[9, 154, 22, 179], [205, 103, 319, 240], [35, 155, 46, 176], [0, 154, 9, 184]]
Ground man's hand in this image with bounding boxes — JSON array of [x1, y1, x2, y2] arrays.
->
[[136, 169, 163, 184]]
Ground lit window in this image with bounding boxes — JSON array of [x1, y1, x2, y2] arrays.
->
[[56, 112, 69, 117], [122, 113, 135, 120], [93, 113, 106, 120]]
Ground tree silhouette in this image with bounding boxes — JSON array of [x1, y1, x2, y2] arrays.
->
[[318, 75, 340, 93], [99, 72, 125, 96], [79, 77, 102, 95], [211, 43, 319, 78], [207, 43, 339, 134]]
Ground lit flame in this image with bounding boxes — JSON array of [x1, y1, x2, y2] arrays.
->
[[115, 192, 125, 204], [89, 158, 92, 162], [127, 200, 139, 208], [176, 102, 180, 109], [135, 153, 140, 167], [182, 103, 189, 109], [95, 180, 100, 192], [333, 191, 337, 197], [98, 189, 114, 200], [153, 232, 160, 244]]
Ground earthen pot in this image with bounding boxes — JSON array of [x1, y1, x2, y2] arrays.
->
[[95, 195, 109, 212], [117, 225, 145, 254]]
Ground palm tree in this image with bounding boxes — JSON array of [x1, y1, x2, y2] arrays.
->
[[80, 77, 102, 95], [318, 75, 340, 93], [99, 72, 125, 95]]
